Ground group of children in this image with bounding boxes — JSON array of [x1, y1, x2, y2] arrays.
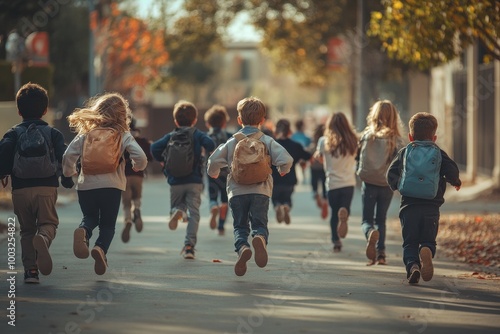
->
[[0, 82, 461, 285]]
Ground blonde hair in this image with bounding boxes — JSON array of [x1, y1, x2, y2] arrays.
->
[[68, 92, 131, 134], [324, 112, 358, 157], [364, 100, 404, 162]]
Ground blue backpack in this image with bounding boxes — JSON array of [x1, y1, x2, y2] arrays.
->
[[398, 141, 442, 199]]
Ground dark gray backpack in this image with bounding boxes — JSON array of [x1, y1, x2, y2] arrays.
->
[[161, 127, 196, 178], [356, 134, 392, 186], [12, 124, 57, 179]]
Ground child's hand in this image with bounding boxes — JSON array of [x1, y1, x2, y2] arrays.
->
[[454, 185, 461, 191], [210, 173, 219, 179], [279, 172, 287, 177]]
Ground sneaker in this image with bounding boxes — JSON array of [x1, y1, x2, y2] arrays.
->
[[333, 240, 342, 253], [234, 246, 252, 276], [365, 229, 379, 262], [252, 235, 268, 268], [217, 228, 225, 236], [321, 200, 329, 220], [133, 209, 143, 232], [337, 207, 348, 238], [73, 228, 89, 259], [420, 247, 434, 281], [377, 251, 387, 265], [283, 205, 291, 225], [168, 209, 184, 230], [91, 246, 108, 275], [121, 221, 132, 243], [24, 269, 40, 284], [314, 193, 322, 208], [219, 203, 228, 220], [209, 206, 219, 230], [276, 205, 284, 223], [408, 264, 421, 284], [33, 234, 52, 275], [182, 245, 195, 260]]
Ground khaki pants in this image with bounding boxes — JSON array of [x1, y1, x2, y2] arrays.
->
[[12, 186, 58, 270], [122, 175, 144, 223]]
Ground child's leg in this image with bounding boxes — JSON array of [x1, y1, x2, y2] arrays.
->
[[130, 176, 143, 211], [208, 178, 220, 209], [77, 190, 100, 240], [184, 184, 203, 247], [328, 187, 354, 244], [230, 195, 252, 252], [249, 194, 270, 239], [420, 209, 440, 256], [218, 182, 229, 230], [374, 186, 394, 251], [94, 188, 122, 253], [361, 182, 377, 239], [12, 188, 38, 271], [122, 178, 133, 223], [400, 207, 422, 276]]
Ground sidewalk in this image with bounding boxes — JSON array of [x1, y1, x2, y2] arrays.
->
[[0, 177, 499, 334]]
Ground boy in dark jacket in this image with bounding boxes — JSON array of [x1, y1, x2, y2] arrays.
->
[[0, 83, 74, 283], [151, 100, 215, 259], [387, 112, 461, 284]]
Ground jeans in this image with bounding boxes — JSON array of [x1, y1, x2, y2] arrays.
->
[[327, 186, 354, 243], [360, 182, 394, 251], [230, 194, 269, 252], [78, 188, 122, 253], [271, 184, 294, 208], [310, 168, 326, 199], [170, 183, 203, 247], [400, 205, 439, 275], [208, 176, 229, 230], [122, 175, 144, 222]]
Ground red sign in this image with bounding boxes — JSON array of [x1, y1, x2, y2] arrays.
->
[[25, 32, 49, 66]]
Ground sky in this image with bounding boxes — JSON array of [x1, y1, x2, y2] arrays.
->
[[134, 0, 261, 42]]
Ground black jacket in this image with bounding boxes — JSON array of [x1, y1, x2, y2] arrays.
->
[[386, 145, 462, 212], [0, 119, 71, 189]]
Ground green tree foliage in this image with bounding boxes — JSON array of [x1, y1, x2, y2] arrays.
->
[[368, 0, 500, 69]]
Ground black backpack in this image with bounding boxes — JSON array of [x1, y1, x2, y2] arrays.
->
[[161, 127, 196, 178], [12, 124, 57, 179], [208, 129, 229, 177]]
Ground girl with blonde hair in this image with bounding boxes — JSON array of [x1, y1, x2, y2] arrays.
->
[[314, 112, 358, 252], [63, 92, 148, 275], [357, 100, 405, 264]]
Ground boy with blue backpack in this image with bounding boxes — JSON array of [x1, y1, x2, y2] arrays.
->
[[151, 100, 215, 259], [387, 112, 461, 284], [0, 83, 74, 283]]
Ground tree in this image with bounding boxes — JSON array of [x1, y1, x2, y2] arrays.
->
[[368, 0, 500, 69]]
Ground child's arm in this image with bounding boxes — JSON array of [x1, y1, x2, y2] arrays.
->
[[386, 149, 404, 191], [207, 142, 229, 179], [440, 150, 462, 191], [150, 134, 170, 162], [269, 139, 293, 176], [0, 130, 16, 177], [125, 133, 148, 172], [62, 135, 83, 177], [200, 131, 216, 152]]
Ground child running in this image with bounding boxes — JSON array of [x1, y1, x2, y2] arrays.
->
[[272, 119, 312, 225], [207, 96, 293, 276], [310, 123, 328, 219], [63, 93, 148, 275], [204, 105, 232, 235], [387, 112, 461, 284], [314, 112, 358, 252], [356, 100, 405, 265]]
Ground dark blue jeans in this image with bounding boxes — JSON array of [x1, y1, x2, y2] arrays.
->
[[310, 168, 326, 199], [208, 176, 228, 230], [77, 188, 122, 253], [230, 194, 269, 252], [272, 184, 294, 208], [360, 182, 394, 251], [400, 204, 439, 275], [327, 186, 354, 243]]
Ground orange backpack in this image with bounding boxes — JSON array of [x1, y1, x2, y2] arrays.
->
[[82, 128, 122, 175]]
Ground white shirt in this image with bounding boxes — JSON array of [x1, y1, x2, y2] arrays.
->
[[316, 136, 357, 191]]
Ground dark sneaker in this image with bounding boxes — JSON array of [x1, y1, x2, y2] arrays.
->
[[168, 209, 184, 230], [91, 246, 108, 275], [33, 234, 52, 275], [133, 209, 143, 232], [337, 207, 348, 238], [283, 205, 291, 225], [276, 205, 284, 223], [365, 229, 379, 262], [121, 221, 132, 243], [234, 246, 252, 276], [217, 228, 225, 236], [24, 269, 40, 284], [420, 247, 434, 281], [252, 235, 268, 268], [376, 250, 387, 265], [408, 264, 421, 284], [209, 206, 218, 230], [333, 240, 342, 253], [73, 228, 89, 259], [182, 245, 195, 260]]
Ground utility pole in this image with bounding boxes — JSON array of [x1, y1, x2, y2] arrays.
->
[[354, 0, 366, 131], [88, 0, 96, 96]]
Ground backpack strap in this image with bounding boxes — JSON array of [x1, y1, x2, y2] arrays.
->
[[233, 131, 263, 142]]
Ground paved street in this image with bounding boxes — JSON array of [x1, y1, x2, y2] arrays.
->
[[1, 176, 499, 334]]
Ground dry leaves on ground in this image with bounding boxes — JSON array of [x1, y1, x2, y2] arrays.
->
[[439, 214, 500, 278]]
